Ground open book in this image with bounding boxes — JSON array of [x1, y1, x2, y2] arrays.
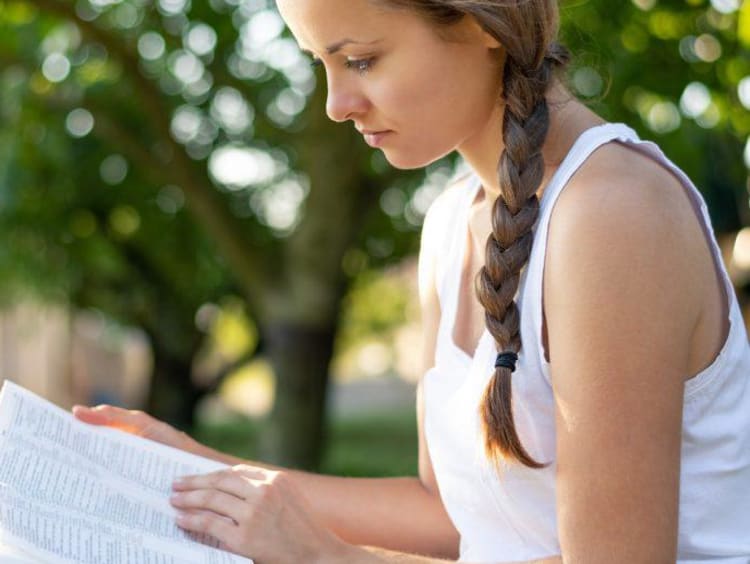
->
[[0, 380, 254, 563]]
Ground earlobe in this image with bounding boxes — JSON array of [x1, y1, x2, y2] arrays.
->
[[465, 15, 502, 49], [480, 30, 502, 50]]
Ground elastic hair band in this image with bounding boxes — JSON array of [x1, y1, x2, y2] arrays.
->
[[495, 351, 518, 372]]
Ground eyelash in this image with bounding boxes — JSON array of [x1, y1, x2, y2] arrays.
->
[[309, 57, 376, 75], [345, 58, 375, 75]]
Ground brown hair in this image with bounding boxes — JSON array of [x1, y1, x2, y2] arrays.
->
[[378, 0, 569, 467]]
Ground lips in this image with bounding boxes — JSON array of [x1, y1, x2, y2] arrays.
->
[[358, 128, 392, 148]]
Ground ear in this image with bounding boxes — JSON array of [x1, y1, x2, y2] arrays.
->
[[480, 28, 502, 50], [465, 15, 502, 49]]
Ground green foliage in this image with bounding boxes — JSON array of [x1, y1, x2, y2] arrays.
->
[[560, 0, 750, 231], [336, 267, 416, 354], [194, 408, 419, 477], [322, 410, 418, 477]]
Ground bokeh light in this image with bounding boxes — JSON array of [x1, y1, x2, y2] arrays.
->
[[65, 108, 95, 138], [680, 82, 712, 118], [210, 87, 254, 135], [41, 53, 71, 83], [738, 77, 750, 110], [185, 23, 218, 57], [138, 32, 166, 61], [100, 154, 128, 185], [208, 145, 279, 189]]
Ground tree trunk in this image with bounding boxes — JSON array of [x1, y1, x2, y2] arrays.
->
[[259, 321, 338, 469], [146, 341, 201, 431]]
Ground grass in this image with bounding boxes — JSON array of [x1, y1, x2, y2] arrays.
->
[[193, 408, 419, 477]]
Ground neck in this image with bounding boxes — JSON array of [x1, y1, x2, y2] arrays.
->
[[457, 83, 605, 207]]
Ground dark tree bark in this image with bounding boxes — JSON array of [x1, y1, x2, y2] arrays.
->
[[259, 322, 338, 469], [147, 344, 201, 430]]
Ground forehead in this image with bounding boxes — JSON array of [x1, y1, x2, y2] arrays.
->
[[276, 0, 401, 50]]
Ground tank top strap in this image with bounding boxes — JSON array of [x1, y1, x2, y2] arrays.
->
[[520, 123, 642, 379], [537, 123, 640, 216]]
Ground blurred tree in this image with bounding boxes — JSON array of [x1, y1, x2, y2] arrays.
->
[[0, 0, 425, 469], [0, 0, 748, 469]]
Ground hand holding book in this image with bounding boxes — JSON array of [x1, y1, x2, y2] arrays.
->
[[0, 381, 254, 564], [72, 402, 340, 562], [72, 404, 199, 455], [170, 465, 343, 563]]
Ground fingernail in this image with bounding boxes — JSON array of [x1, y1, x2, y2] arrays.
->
[[172, 477, 186, 489]]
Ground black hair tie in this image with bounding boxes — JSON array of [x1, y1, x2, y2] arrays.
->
[[495, 351, 518, 372]]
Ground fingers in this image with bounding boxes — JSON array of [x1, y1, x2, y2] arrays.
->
[[72, 405, 113, 425], [72, 405, 150, 435], [171, 488, 247, 523], [175, 509, 236, 543], [171, 467, 271, 527], [171, 467, 271, 551], [172, 465, 267, 497]]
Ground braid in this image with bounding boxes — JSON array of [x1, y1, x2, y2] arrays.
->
[[476, 43, 568, 468]]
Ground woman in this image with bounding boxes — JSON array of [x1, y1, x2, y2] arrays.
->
[[75, 0, 750, 562]]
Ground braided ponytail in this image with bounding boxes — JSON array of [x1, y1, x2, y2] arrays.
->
[[378, 0, 569, 467], [476, 45, 568, 468]]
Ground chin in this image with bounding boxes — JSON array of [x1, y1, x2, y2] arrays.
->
[[381, 147, 452, 170]]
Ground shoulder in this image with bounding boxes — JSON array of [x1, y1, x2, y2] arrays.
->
[[550, 140, 693, 244], [544, 139, 705, 357], [547, 140, 706, 287]]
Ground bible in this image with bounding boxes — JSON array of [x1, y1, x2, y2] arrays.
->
[[0, 380, 254, 564]]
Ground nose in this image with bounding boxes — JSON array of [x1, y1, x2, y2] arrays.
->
[[325, 75, 369, 123]]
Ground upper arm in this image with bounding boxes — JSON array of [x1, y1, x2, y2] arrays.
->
[[544, 155, 701, 562]]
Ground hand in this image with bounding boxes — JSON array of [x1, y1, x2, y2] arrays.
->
[[72, 404, 198, 454], [170, 465, 348, 564]]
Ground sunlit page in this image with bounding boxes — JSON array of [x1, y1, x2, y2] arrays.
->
[[0, 380, 254, 564]]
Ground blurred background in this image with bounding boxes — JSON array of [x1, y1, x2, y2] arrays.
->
[[0, 0, 749, 476]]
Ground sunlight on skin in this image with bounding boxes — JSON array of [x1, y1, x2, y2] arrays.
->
[[73, 405, 173, 440]]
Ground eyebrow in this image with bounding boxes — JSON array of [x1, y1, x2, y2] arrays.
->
[[300, 38, 382, 57]]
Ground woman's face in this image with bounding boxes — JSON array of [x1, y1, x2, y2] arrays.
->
[[276, 0, 505, 169]]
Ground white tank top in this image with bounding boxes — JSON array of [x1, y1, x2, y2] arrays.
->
[[423, 123, 750, 562]]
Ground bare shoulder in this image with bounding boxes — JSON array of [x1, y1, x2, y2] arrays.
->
[[544, 139, 710, 350], [550, 140, 697, 241], [547, 140, 712, 285]]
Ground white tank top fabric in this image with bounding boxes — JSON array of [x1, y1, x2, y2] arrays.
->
[[423, 123, 750, 562]]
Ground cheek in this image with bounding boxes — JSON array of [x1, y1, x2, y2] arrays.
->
[[372, 56, 501, 167]]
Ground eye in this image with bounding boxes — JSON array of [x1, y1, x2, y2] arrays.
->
[[344, 57, 375, 75], [309, 57, 323, 69]]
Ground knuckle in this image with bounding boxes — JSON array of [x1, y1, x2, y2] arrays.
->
[[257, 482, 274, 502], [205, 490, 221, 506], [194, 513, 209, 529]]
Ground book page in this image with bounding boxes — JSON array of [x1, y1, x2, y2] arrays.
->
[[0, 380, 254, 564]]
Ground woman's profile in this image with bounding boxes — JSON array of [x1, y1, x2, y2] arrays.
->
[[74, 1, 750, 562]]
